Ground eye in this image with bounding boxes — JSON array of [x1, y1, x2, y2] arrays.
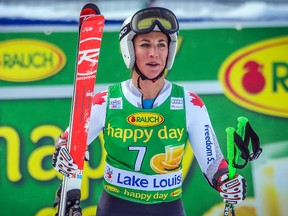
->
[[158, 42, 167, 48], [140, 43, 149, 48]]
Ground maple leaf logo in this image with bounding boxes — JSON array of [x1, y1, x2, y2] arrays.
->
[[189, 92, 204, 108], [92, 91, 107, 105]]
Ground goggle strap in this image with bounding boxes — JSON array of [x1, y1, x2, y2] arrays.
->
[[119, 23, 132, 41]]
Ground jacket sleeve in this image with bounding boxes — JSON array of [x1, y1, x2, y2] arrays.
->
[[184, 90, 228, 188], [87, 90, 108, 145]]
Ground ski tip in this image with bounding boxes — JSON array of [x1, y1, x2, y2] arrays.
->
[[79, 3, 102, 28], [81, 3, 101, 16]]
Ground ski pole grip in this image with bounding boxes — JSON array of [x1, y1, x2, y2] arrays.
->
[[226, 127, 236, 180], [236, 116, 248, 139]]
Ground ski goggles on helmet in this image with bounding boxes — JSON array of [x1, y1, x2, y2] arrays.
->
[[130, 7, 179, 35]]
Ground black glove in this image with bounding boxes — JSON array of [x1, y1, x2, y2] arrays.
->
[[53, 184, 82, 216]]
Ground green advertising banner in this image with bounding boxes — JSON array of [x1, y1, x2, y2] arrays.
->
[[0, 23, 288, 216]]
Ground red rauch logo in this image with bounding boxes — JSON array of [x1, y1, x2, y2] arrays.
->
[[127, 112, 164, 127], [219, 36, 288, 118]]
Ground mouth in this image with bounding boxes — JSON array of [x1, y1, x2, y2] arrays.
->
[[146, 62, 160, 67]]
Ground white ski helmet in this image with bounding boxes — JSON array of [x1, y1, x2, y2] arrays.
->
[[119, 7, 179, 70]]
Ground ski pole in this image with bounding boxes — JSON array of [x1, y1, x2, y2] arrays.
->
[[226, 127, 236, 180], [224, 117, 248, 216], [224, 126, 236, 216]]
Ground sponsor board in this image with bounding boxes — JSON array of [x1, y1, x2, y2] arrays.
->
[[0, 39, 66, 82], [219, 36, 288, 118]]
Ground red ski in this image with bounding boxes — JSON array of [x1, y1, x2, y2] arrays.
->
[[58, 3, 104, 216]]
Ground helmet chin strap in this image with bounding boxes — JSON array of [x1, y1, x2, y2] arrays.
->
[[134, 64, 165, 89]]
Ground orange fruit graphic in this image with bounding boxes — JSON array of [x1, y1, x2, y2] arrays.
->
[[151, 145, 185, 174], [150, 153, 167, 174], [162, 152, 184, 170], [165, 144, 184, 161]]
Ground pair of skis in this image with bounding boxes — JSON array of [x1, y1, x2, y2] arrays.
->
[[57, 3, 104, 216]]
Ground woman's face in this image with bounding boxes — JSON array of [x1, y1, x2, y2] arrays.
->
[[133, 31, 169, 79]]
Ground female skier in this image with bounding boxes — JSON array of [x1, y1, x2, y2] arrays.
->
[[52, 7, 247, 216]]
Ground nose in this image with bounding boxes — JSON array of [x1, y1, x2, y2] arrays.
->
[[149, 45, 158, 57]]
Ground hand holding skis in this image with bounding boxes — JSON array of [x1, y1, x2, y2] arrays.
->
[[52, 132, 79, 177], [52, 132, 89, 177], [52, 133, 83, 215]]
